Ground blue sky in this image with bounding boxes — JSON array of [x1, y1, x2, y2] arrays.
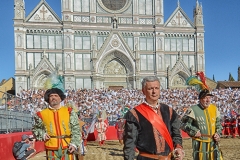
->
[[0, 0, 239, 82]]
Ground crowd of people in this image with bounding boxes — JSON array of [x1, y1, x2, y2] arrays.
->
[[1, 87, 240, 122], [5, 76, 240, 160]]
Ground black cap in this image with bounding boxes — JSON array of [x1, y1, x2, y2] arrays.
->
[[198, 89, 213, 99], [44, 88, 66, 103]]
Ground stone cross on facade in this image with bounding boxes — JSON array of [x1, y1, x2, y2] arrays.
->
[[40, 6, 47, 20], [176, 12, 182, 25]]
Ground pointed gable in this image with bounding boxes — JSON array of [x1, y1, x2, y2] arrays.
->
[[164, 5, 194, 28], [25, 0, 61, 23], [33, 55, 55, 76], [97, 32, 135, 60], [170, 55, 191, 80]]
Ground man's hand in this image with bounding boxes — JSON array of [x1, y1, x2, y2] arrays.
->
[[174, 148, 185, 160], [194, 130, 201, 138], [44, 133, 50, 141], [68, 145, 76, 153], [213, 133, 220, 142]]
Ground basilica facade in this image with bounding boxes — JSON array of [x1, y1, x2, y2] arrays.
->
[[14, 0, 205, 93]]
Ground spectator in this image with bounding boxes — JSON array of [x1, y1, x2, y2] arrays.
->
[[16, 134, 36, 160], [5, 87, 240, 128]]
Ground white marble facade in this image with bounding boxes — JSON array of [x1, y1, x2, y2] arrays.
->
[[14, 0, 205, 93]]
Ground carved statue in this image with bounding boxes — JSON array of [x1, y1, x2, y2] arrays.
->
[[104, 61, 125, 74], [112, 15, 118, 29], [190, 65, 194, 75], [173, 75, 184, 86], [135, 43, 138, 51]]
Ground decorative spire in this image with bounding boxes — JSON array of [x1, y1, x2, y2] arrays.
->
[[14, 0, 25, 19], [195, 0, 202, 15], [194, 0, 203, 26], [177, 0, 180, 7]]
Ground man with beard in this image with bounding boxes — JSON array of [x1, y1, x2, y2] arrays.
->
[[181, 89, 223, 160], [32, 88, 81, 160], [123, 76, 184, 160]]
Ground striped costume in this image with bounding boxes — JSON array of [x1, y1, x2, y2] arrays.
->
[[33, 106, 81, 160], [181, 104, 223, 160]]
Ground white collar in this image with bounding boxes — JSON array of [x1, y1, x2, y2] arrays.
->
[[143, 100, 159, 109], [48, 105, 61, 110]]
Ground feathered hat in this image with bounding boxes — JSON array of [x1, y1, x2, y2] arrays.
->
[[43, 72, 65, 102], [44, 72, 64, 92], [186, 71, 213, 99]]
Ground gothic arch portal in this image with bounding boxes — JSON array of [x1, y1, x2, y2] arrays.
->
[[97, 51, 134, 88], [32, 71, 51, 89], [170, 71, 189, 89], [98, 51, 134, 74]]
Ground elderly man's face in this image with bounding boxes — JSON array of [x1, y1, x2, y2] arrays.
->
[[142, 81, 160, 103], [49, 93, 61, 108], [200, 96, 212, 108]]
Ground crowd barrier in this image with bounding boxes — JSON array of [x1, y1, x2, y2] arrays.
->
[[0, 127, 189, 160]]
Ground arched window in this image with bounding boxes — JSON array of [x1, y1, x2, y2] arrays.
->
[[199, 55, 204, 70], [66, 54, 71, 69], [65, 36, 71, 48], [17, 52, 22, 68], [17, 35, 22, 47], [198, 39, 203, 51], [158, 55, 162, 70], [158, 38, 162, 50]]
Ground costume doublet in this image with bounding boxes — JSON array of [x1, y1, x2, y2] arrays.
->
[[95, 120, 108, 141], [32, 106, 81, 160], [181, 104, 223, 160], [123, 103, 182, 160]]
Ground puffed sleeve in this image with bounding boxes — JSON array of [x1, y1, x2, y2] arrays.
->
[[32, 112, 46, 141], [69, 109, 82, 147], [181, 108, 200, 137]]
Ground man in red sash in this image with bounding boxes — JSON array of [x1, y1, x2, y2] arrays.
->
[[123, 76, 184, 160]]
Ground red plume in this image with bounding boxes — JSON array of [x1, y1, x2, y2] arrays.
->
[[196, 71, 208, 89]]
